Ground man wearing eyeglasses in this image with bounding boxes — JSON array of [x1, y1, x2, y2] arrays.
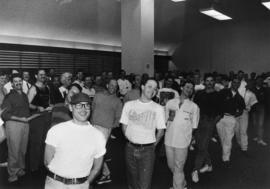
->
[[44, 93, 106, 189]]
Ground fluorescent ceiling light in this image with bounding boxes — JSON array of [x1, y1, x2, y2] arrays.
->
[[262, 2, 270, 9], [200, 8, 232, 20], [171, 0, 185, 2]]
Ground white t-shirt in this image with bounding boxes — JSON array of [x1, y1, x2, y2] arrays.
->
[[120, 99, 166, 144], [214, 83, 224, 92], [165, 98, 200, 148], [45, 120, 106, 178], [195, 83, 205, 92], [243, 90, 257, 111]]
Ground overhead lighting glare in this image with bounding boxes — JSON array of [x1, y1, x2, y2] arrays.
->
[[262, 1, 270, 9], [171, 0, 185, 2], [200, 8, 232, 20]]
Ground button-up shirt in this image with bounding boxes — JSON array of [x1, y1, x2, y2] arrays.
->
[[165, 98, 200, 148]]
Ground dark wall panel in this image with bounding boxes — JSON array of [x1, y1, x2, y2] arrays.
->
[[0, 43, 169, 76]]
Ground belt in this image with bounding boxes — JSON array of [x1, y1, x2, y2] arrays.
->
[[128, 141, 155, 147], [47, 170, 88, 185]]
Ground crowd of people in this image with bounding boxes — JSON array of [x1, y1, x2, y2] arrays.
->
[[0, 67, 269, 189]]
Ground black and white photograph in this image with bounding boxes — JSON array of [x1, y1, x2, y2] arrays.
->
[[0, 0, 270, 189]]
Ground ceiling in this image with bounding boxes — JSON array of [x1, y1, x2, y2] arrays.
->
[[0, 0, 269, 55]]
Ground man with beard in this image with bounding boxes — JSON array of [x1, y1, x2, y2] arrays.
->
[[165, 80, 199, 189], [120, 78, 166, 189], [1, 73, 30, 182], [191, 74, 221, 183]]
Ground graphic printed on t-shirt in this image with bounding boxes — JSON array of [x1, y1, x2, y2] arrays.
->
[[128, 109, 157, 129]]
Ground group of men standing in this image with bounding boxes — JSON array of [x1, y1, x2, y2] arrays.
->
[[0, 68, 268, 189]]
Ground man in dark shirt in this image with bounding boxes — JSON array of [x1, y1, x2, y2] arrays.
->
[[27, 69, 53, 171], [192, 74, 221, 183], [252, 76, 267, 146], [1, 73, 30, 182], [216, 77, 245, 165]]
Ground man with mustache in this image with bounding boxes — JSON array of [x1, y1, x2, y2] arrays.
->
[[1, 73, 30, 182]]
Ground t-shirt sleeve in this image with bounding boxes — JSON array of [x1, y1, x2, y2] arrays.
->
[[94, 132, 107, 159], [45, 126, 60, 147], [156, 105, 166, 130], [120, 102, 129, 125]]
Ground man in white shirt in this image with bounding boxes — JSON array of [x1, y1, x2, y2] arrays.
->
[[120, 78, 166, 189], [165, 80, 199, 189], [194, 73, 205, 92], [73, 70, 85, 88], [82, 75, 95, 99], [235, 84, 257, 154], [22, 71, 32, 92], [44, 93, 106, 189], [117, 70, 131, 97]]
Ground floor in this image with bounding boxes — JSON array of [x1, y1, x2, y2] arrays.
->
[[0, 125, 270, 189]]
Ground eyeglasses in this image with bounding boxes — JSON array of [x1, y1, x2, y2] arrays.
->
[[74, 103, 91, 110]]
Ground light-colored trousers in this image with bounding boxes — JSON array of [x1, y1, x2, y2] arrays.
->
[[235, 111, 249, 151], [165, 145, 188, 189], [216, 115, 236, 162], [45, 176, 89, 189], [5, 120, 29, 177]]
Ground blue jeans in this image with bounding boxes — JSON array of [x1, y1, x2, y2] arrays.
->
[[125, 142, 155, 189], [252, 105, 265, 141], [194, 116, 216, 170]]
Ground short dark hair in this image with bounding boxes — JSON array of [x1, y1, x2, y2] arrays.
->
[[107, 77, 117, 84], [204, 73, 215, 81], [181, 79, 195, 87], [76, 69, 84, 73], [140, 77, 157, 87], [35, 69, 46, 75], [0, 71, 5, 77], [11, 73, 22, 81]]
